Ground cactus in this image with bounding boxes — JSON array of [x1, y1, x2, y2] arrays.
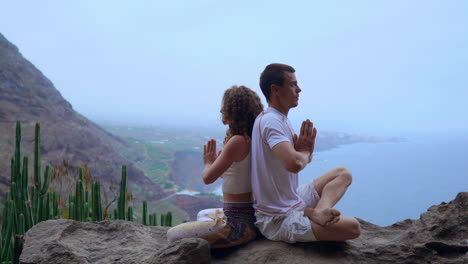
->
[[44, 193, 51, 221], [68, 194, 74, 219], [68, 171, 103, 222], [78, 181, 83, 221], [71, 168, 88, 221], [17, 215, 24, 236], [97, 182, 102, 221], [117, 166, 127, 220], [33, 124, 40, 192], [1, 121, 178, 262], [30, 123, 51, 224], [32, 124, 50, 209], [13, 234, 24, 264], [166, 211, 172, 227], [14, 122, 21, 184], [1, 122, 55, 263], [149, 214, 155, 226], [142, 201, 148, 225], [30, 124, 51, 223], [53, 192, 59, 218], [84, 203, 90, 221], [127, 206, 133, 222], [1, 200, 14, 261], [92, 182, 102, 221], [70, 201, 75, 220]]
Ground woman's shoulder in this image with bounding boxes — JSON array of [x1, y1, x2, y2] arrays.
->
[[225, 135, 250, 161], [227, 135, 250, 145]]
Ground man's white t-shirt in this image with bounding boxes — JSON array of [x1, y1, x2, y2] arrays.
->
[[251, 107, 303, 215]]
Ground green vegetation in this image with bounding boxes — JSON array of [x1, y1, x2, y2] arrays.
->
[[101, 125, 224, 225], [163, 181, 174, 189], [0, 122, 173, 263], [109, 136, 174, 185], [152, 200, 188, 224], [140, 199, 172, 227]]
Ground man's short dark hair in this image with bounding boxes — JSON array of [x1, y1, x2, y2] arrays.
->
[[259, 63, 296, 102]]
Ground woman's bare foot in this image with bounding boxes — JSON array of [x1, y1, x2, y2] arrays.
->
[[304, 208, 341, 226]]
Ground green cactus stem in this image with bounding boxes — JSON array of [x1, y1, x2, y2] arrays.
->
[[84, 203, 90, 221], [127, 206, 133, 222], [92, 182, 103, 221], [13, 234, 24, 264], [96, 182, 102, 221], [69, 202, 75, 220], [75, 177, 84, 221], [118, 166, 127, 220], [34, 123, 40, 189], [17, 214, 24, 235], [39, 166, 51, 196], [166, 211, 172, 227], [160, 214, 165, 227], [85, 190, 89, 204], [142, 201, 148, 225], [53, 192, 59, 218], [14, 121, 21, 183], [1, 200, 14, 261], [149, 214, 154, 226]]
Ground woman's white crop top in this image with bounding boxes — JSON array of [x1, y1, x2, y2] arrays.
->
[[222, 153, 252, 194]]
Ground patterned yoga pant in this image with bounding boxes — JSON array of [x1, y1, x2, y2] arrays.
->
[[166, 202, 257, 248]]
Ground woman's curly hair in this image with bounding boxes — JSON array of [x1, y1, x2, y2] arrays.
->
[[221, 85, 264, 145]]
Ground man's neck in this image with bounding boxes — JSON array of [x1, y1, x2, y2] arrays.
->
[[268, 102, 289, 116]]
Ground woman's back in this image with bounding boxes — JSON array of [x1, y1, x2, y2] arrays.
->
[[167, 85, 262, 248], [222, 152, 251, 194], [219, 136, 253, 203]]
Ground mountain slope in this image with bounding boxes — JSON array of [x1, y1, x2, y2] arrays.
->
[[0, 32, 165, 201]]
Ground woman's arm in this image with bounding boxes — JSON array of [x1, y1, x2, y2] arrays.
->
[[202, 136, 249, 184]]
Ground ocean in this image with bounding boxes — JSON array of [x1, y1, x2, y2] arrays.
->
[[214, 132, 468, 226], [300, 132, 468, 226]]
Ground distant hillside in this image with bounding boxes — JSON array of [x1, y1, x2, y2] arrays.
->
[[0, 32, 165, 202], [104, 125, 402, 196]]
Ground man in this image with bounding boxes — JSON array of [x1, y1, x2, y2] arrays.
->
[[251, 63, 361, 242]]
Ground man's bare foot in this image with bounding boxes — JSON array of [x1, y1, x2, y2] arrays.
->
[[304, 208, 341, 226]]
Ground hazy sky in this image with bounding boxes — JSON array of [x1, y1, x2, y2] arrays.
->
[[1, 1, 467, 135]]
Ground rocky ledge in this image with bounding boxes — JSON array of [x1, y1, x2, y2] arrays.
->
[[20, 192, 467, 264]]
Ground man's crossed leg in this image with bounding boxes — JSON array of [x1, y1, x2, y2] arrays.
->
[[304, 166, 361, 241]]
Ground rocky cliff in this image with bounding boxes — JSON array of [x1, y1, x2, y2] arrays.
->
[[0, 32, 165, 201], [19, 192, 467, 263]]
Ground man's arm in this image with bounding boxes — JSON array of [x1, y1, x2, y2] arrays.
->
[[272, 142, 310, 174], [271, 119, 317, 174]]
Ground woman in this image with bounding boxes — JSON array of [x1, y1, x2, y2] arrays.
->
[[167, 85, 264, 248]]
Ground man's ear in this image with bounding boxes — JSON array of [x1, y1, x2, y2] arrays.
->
[[271, 84, 279, 95]]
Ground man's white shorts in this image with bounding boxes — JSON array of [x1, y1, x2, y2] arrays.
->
[[255, 180, 320, 243]]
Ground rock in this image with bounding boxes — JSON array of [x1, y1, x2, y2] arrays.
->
[[148, 238, 211, 264], [211, 193, 468, 264], [20, 193, 468, 264], [19, 219, 171, 264]]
